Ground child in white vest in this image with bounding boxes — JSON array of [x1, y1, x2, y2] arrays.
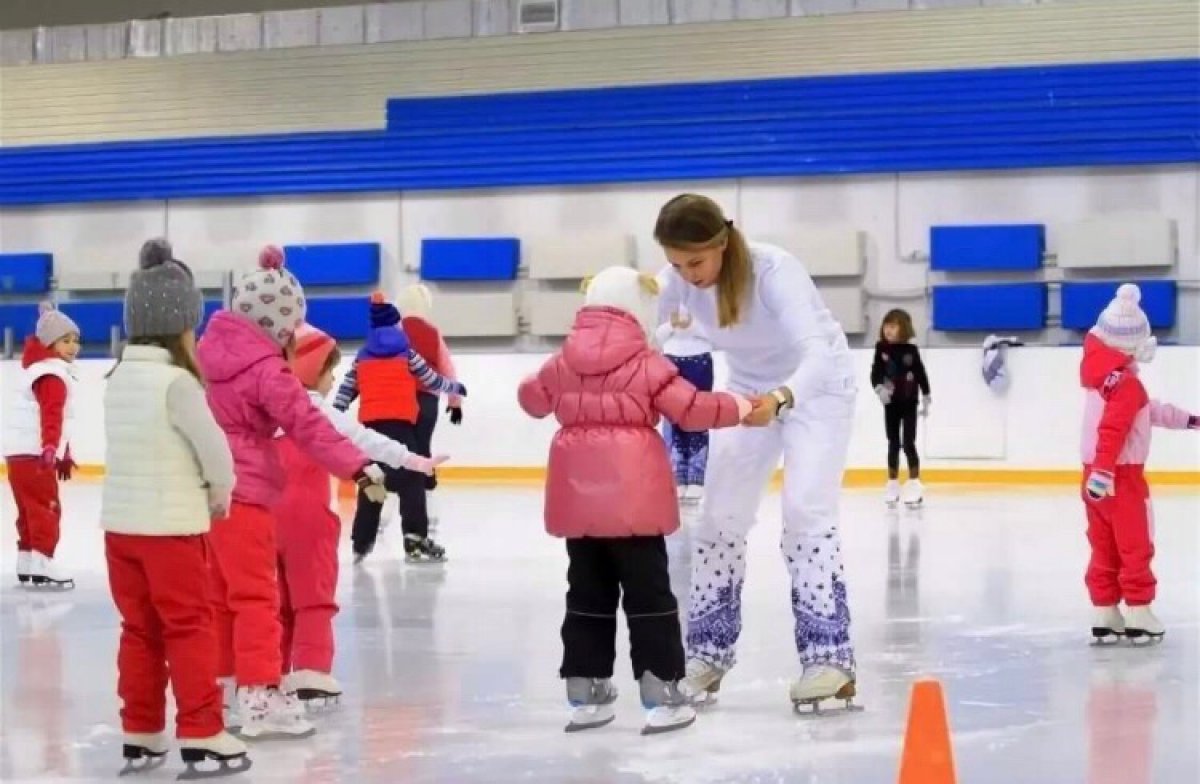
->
[[3, 301, 81, 589], [101, 239, 250, 777]]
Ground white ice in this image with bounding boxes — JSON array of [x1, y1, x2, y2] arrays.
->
[[2, 483, 1198, 783]]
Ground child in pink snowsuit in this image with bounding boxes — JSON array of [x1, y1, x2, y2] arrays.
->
[[1080, 284, 1198, 645], [518, 267, 751, 736], [276, 324, 447, 703]]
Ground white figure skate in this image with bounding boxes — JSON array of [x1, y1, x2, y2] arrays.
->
[[902, 479, 924, 509], [883, 480, 901, 508], [789, 665, 861, 715], [235, 686, 315, 740], [639, 673, 696, 735], [1090, 605, 1125, 645], [1124, 605, 1165, 645], [679, 659, 726, 707], [564, 677, 618, 733], [178, 731, 251, 780], [119, 731, 168, 776], [26, 553, 74, 590], [16, 550, 32, 585], [281, 670, 342, 708]]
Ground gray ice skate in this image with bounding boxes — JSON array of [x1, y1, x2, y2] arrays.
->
[[639, 673, 696, 735], [564, 677, 618, 733]]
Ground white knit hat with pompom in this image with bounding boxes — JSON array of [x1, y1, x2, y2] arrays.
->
[[1090, 283, 1151, 354], [35, 301, 80, 347]]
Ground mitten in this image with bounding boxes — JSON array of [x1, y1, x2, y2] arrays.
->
[[355, 464, 388, 504], [731, 394, 754, 421], [448, 405, 463, 426], [874, 385, 892, 406], [920, 396, 931, 418], [404, 454, 449, 476], [1188, 415, 1199, 430], [1085, 469, 1115, 500], [450, 381, 468, 398], [56, 456, 76, 482], [207, 486, 232, 520]]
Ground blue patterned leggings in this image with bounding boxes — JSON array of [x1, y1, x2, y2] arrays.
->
[[661, 353, 714, 487]]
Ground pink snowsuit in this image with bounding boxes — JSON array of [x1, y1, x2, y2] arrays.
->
[[518, 306, 744, 538]]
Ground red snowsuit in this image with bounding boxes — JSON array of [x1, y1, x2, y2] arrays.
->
[[1079, 335, 1194, 606]]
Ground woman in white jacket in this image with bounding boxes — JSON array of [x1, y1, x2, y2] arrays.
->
[[653, 194, 859, 711]]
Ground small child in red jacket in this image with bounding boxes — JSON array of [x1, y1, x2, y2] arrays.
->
[[1080, 284, 1198, 645], [3, 302, 81, 589], [518, 266, 751, 736]]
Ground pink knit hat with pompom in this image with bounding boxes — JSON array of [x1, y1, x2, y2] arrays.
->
[[231, 245, 307, 346]]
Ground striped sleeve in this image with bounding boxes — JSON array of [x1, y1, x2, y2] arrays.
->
[[333, 364, 359, 411], [407, 351, 459, 396]]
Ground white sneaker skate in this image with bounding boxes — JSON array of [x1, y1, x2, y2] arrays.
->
[[28, 553, 74, 590], [179, 731, 251, 780], [789, 665, 860, 715], [119, 731, 168, 776], [16, 550, 32, 585], [281, 670, 342, 706], [564, 677, 618, 733], [1124, 605, 1165, 645], [679, 659, 726, 707], [639, 673, 696, 735], [902, 479, 924, 508], [1090, 605, 1125, 645], [235, 686, 315, 740], [884, 480, 901, 508]]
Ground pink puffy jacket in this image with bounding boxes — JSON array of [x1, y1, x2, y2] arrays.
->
[[518, 306, 743, 539], [197, 311, 369, 509]]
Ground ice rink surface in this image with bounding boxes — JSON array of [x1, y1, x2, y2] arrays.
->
[[2, 482, 1198, 783]]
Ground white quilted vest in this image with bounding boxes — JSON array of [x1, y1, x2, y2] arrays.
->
[[101, 346, 211, 536], [2, 357, 78, 459]]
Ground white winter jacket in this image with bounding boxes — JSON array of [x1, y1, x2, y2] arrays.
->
[[101, 345, 235, 536], [2, 352, 78, 460]]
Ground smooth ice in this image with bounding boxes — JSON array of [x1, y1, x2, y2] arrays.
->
[[2, 483, 1198, 783]]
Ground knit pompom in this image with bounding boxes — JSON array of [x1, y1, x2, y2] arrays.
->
[[259, 245, 285, 270], [370, 291, 387, 305], [38, 300, 55, 316], [139, 238, 173, 269], [1115, 283, 1141, 304]]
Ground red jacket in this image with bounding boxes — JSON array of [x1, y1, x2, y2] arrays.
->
[[518, 306, 742, 539]]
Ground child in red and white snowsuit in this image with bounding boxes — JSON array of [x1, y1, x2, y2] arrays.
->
[[276, 324, 447, 703], [3, 302, 80, 589], [518, 266, 751, 735], [1080, 284, 1198, 645]]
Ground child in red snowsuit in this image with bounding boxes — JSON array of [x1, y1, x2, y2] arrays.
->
[[3, 302, 80, 589], [1080, 284, 1197, 645], [276, 324, 446, 703]]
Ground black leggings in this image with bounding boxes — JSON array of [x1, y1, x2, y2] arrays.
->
[[351, 419, 429, 555], [414, 392, 439, 491], [885, 400, 920, 480]]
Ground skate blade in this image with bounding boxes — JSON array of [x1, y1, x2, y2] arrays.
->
[[119, 748, 168, 777], [295, 690, 341, 709], [26, 579, 75, 591], [792, 683, 863, 716], [1090, 630, 1124, 646], [641, 714, 697, 735], [1126, 632, 1165, 646], [234, 726, 316, 742], [177, 754, 252, 780], [564, 714, 615, 733]]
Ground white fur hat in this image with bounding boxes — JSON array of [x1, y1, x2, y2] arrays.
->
[[1090, 283, 1151, 354], [396, 284, 434, 320], [582, 266, 660, 335]]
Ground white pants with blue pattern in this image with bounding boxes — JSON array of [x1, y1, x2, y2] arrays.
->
[[685, 387, 857, 675]]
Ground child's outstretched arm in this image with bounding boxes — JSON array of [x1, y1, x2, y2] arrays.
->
[[518, 359, 557, 419], [260, 365, 371, 480], [647, 353, 750, 432], [408, 351, 467, 397], [333, 363, 359, 412], [1148, 400, 1199, 431], [318, 395, 446, 475]]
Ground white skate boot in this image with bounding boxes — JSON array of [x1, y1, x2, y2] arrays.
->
[[179, 731, 251, 780], [789, 665, 860, 715], [28, 553, 74, 590], [639, 672, 696, 735], [1090, 605, 1125, 645], [235, 686, 315, 740], [564, 677, 618, 733], [119, 731, 168, 776], [883, 480, 901, 508], [426, 492, 440, 540], [1124, 605, 1165, 645], [16, 550, 32, 585], [902, 479, 924, 508], [679, 659, 726, 707], [281, 670, 342, 707]]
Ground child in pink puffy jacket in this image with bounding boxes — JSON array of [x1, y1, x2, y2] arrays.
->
[[518, 266, 751, 737]]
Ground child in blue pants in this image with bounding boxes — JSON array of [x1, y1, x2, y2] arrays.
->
[[656, 305, 714, 504]]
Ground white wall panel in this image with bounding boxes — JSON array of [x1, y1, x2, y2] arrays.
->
[[0, 203, 168, 278], [473, 0, 513, 36], [620, 0, 672, 26], [365, 1, 425, 41], [1055, 214, 1176, 269], [424, 0, 473, 39], [318, 5, 367, 45], [527, 290, 583, 335], [264, 9, 319, 49]]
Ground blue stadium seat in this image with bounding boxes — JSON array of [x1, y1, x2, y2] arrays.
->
[[420, 238, 520, 281], [305, 296, 371, 341], [1061, 280, 1176, 330], [0, 303, 42, 337], [930, 225, 1044, 271], [0, 253, 53, 294], [933, 283, 1047, 331], [59, 300, 124, 343], [284, 243, 381, 288]]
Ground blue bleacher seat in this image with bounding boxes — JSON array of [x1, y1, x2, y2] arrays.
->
[[284, 243, 381, 288], [933, 283, 1048, 331], [420, 238, 520, 281], [59, 300, 124, 343], [930, 225, 1045, 271], [305, 296, 371, 341], [1061, 280, 1177, 330], [0, 303, 42, 337], [0, 253, 53, 294]]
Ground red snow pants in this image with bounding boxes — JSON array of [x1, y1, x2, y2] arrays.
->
[[7, 457, 61, 557], [1082, 464, 1156, 606], [105, 532, 223, 738]]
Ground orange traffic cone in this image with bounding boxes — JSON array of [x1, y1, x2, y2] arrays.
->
[[898, 678, 957, 784]]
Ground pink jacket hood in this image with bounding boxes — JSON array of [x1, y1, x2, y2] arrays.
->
[[198, 311, 281, 383], [518, 306, 742, 539]]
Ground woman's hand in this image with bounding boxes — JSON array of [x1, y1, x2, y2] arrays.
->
[[670, 309, 692, 330], [741, 395, 778, 427]]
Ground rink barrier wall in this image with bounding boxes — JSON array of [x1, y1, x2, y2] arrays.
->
[[2, 58, 1198, 205]]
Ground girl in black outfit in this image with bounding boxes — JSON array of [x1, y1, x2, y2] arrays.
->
[[870, 309, 931, 507]]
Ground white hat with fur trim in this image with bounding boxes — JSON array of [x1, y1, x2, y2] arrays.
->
[[1090, 283, 1156, 361], [582, 266, 660, 336]]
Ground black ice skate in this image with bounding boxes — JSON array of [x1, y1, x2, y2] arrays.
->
[[789, 665, 863, 716], [404, 534, 446, 564], [119, 732, 168, 776], [178, 731, 252, 780]]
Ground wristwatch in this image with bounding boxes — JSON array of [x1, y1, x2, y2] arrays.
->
[[770, 387, 793, 420]]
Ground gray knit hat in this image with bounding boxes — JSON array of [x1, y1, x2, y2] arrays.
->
[[35, 301, 80, 346], [125, 238, 203, 339]]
